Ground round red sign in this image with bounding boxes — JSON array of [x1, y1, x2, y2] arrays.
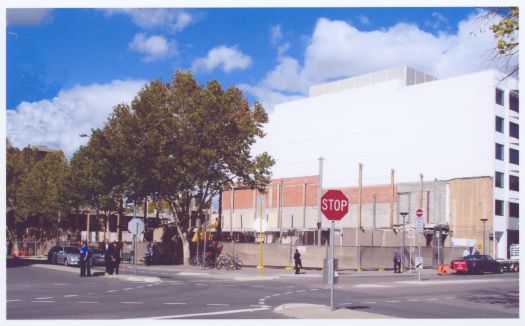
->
[[416, 208, 423, 217], [321, 189, 349, 220]]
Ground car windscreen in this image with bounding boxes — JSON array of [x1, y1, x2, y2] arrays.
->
[[64, 247, 80, 254]]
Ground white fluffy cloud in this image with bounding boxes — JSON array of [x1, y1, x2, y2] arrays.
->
[[7, 9, 53, 26], [103, 8, 193, 32], [243, 11, 517, 111], [6, 80, 147, 158], [129, 33, 176, 62], [270, 25, 283, 45], [191, 46, 252, 73]]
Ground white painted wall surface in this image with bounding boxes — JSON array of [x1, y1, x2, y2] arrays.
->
[[254, 70, 507, 188]]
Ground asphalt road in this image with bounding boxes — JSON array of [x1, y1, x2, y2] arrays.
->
[[6, 258, 519, 319]]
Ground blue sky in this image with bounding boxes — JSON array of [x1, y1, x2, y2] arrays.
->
[[6, 6, 513, 157]]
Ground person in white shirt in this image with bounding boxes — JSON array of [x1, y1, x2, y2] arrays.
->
[[462, 248, 470, 258]]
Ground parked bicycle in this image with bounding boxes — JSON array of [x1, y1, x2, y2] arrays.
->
[[215, 254, 243, 270]]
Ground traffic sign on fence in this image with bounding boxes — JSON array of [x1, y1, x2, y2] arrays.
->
[[415, 256, 423, 270], [321, 190, 349, 221], [415, 209, 424, 233], [128, 217, 145, 235]]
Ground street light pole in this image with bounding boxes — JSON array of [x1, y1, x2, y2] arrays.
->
[[400, 212, 409, 272], [480, 218, 488, 255]]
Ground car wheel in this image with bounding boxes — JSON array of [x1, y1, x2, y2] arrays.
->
[[499, 266, 504, 274], [64, 259, 69, 266]]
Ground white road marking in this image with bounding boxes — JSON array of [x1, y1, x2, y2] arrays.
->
[[35, 297, 53, 300], [385, 300, 400, 303], [339, 303, 353, 305], [194, 283, 208, 286], [310, 288, 319, 291], [296, 290, 306, 293], [107, 290, 118, 292], [64, 294, 78, 297], [407, 299, 420, 302], [7, 300, 22, 302], [250, 305, 271, 308], [251, 285, 264, 288], [396, 279, 512, 286], [363, 301, 376, 304], [206, 304, 229, 306], [163, 303, 186, 305], [285, 292, 293, 294], [354, 284, 393, 288], [264, 296, 271, 299], [77, 301, 99, 304], [52, 283, 66, 286], [124, 288, 133, 290], [425, 298, 438, 301], [444, 297, 456, 300], [132, 307, 270, 319], [32, 301, 54, 303], [121, 301, 143, 304], [273, 294, 280, 296]]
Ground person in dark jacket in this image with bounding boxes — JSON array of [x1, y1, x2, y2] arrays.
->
[[393, 249, 402, 273], [293, 249, 302, 274], [103, 239, 114, 275], [112, 242, 121, 275]]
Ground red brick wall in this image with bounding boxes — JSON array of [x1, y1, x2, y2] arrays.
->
[[222, 177, 397, 210]]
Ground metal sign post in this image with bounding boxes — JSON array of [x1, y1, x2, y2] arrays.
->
[[416, 209, 424, 281], [330, 220, 335, 311]]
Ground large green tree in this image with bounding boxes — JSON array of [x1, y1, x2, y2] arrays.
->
[[69, 129, 127, 239], [7, 141, 71, 242], [104, 71, 274, 264]]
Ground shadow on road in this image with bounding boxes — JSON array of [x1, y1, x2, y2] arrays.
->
[[6, 257, 50, 268], [460, 289, 519, 309]]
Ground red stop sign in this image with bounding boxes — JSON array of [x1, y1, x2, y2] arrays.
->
[[416, 209, 423, 217], [321, 190, 349, 220]]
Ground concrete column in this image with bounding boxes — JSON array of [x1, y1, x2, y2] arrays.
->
[[86, 213, 91, 242]]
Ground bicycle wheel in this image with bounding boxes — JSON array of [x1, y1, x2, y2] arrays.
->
[[235, 260, 243, 270], [216, 259, 224, 269], [226, 260, 235, 270]]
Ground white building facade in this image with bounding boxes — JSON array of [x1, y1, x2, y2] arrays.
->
[[253, 66, 519, 258]]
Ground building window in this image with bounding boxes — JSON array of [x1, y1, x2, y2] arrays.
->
[[509, 202, 519, 218], [495, 171, 504, 188], [509, 122, 519, 139], [495, 116, 504, 133], [510, 148, 519, 165], [495, 143, 504, 160], [509, 175, 519, 192], [496, 88, 504, 105], [509, 91, 519, 113], [495, 200, 504, 216]]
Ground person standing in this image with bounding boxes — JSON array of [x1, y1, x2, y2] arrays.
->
[[393, 249, 402, 273], [462, 248, 470, 258], [103, 239, 114, 275], [293, 249, 302, 274], [112, 242, 121, 275], [79, 240, 91, 277]]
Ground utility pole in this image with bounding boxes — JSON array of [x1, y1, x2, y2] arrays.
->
[[317, 157, 324, 246], [400, 212, 408, 272], [390, 169, 395, 228]]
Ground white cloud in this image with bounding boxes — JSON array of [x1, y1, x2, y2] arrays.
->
[[191, 45, 252, 73], [6, 80, 147, 158], [243, 11, 516, 112], [357, 15, 370, 25], [238, 84, 302, 112], [103, 8, 193, 32], [129, 33, 176, 62], [7, 9, 53, 26], [426, 12, 450, 29], [270, 25, 283, 45]]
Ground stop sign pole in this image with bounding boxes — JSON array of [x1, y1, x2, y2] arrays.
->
[[416, 208, 424, 281], [321, 190, 349, 311]]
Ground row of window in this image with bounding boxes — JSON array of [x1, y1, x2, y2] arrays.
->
[[495, 172, 519, 191], [495, 117, 519, 139], [496, 88, 519, 113], [495, 144, 519, 165], [495, 200, 519, 218]]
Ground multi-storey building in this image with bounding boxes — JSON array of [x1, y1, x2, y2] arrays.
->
[[230, 66, 519, 259]]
